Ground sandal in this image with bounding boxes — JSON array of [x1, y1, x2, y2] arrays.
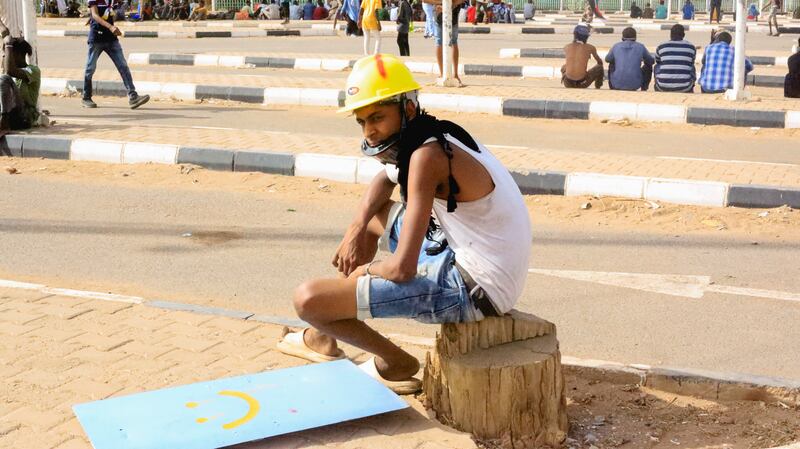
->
[[359, 357, 422, 395], [276, 328, 347, 363]]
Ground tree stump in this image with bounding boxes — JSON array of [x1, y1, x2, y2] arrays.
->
[[422, 310, 568, 448]]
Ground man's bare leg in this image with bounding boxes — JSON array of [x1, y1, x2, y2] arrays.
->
[[453, 44, 462, 84], [289, 199, 419, 380], [294, 277, 420, 381]]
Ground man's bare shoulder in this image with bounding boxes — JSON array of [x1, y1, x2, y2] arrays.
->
[[408, 143, 448, 179]]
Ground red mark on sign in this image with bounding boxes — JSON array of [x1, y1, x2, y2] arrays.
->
[[288, 408, 298, 414], [375, 54, 387, 79]]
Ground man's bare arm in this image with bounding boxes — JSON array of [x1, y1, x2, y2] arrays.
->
[[332, 169, 396, 275], [366, 145, 442, 283], [591, 46, 604, 66], [90, 5, 122, 36]]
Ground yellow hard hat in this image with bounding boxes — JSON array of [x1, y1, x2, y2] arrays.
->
[[338, 54, 422, 114]]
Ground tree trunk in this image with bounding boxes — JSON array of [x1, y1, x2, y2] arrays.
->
[[421, 310, 568, 448]]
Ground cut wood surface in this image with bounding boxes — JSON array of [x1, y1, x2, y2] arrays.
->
[[422, 310, 568, 448]]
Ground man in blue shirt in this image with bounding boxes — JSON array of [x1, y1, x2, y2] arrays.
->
[[605, 27, 655, 91], [655, 24, 696, 92], [303, 0, 315, 19], [682, 0, 694, 19], [699, 31, 753, 94], [82, 0, 149, 109]]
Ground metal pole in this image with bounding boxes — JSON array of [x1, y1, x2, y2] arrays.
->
[[21, 0, 38, 65], [439, 0, 458, 85], [725, 0, 750, 100], [559, 0, 563, 11], [212, 0, 217, 11], [667, 0, 672, 16], [619, 0, 623, 12]]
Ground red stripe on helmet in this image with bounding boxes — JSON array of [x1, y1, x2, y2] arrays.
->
[[375, 54, 388, 79]]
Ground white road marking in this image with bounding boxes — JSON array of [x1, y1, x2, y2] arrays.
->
[[528, 268, 711, 298], [0, 278, 143, 304], [529, 268, 800, 304], [51, 117, 290, 134], [705, 284, 800, 304]]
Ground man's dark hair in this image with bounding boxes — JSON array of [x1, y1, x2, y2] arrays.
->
[[670, 23, 685, 40], [9, 38, 32, 57], [659, 0, 664, 4], [622, 26, 637, 40], [715, 30, 732, 44]]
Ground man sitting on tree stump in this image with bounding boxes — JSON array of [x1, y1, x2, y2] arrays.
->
[[277, 54, 532, 394]]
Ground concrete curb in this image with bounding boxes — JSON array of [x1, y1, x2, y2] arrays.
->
[[2, 275, 797, 414], [37, 28, 334, 38], [3, 133, 799, 209], [125, 52, 788, 88], [41, 77, 800, 129], [502, 47, 793, 68]]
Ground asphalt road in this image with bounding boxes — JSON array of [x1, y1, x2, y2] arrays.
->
[[41, 95, 800, 164], [1, 170, 799, 379]]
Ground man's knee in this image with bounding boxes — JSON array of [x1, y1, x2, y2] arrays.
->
[[293, 279, 325, 321]]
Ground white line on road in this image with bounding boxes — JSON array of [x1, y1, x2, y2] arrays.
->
[[705, 284, 800, 303], [529, 268, 800, 304]]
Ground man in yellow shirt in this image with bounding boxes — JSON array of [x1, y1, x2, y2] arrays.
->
[[359, 0, 382, 55]]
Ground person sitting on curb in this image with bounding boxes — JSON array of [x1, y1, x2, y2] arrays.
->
[[785, 37, 800, 98], [642, 2, 654, 18], [276, 54, 531, 394], [562, 25, 604, 89], [188, 0, 208, 20], [0, 23, 40, 135], [606, 27, 654, 91], [654, 24, 696, 92], [523, 0, 535, 20], [630, 1, 642, 18], [698, 31, 753, 94]]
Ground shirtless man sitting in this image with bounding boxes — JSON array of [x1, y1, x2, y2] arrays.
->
[[561, 25, 604, 89]]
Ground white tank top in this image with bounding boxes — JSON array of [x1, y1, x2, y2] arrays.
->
[[430, 134, 532, 313]]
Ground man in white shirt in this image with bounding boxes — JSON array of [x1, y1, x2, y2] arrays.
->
[[276, 55, 531, 395]]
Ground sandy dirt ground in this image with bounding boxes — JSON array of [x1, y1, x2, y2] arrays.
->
[[4, 158, 799, 243]]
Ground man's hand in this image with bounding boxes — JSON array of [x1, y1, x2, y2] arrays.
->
[[110, 25, 122, 36], [331, 223, 372, 276]]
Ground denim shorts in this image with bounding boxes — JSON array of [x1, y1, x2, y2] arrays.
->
[[434, 19, 459, 46], [356, 203, 483, 324]]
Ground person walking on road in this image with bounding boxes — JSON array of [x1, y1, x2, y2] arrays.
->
[[762, 0, 781, 36], [82, 0, 150, 109], [358, 0, 382, 54], [276, 54, 531, 394], [396, 0, 412, 56]]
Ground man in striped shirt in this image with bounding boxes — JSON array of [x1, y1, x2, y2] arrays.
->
[[654, 24, 696, 92], [698, 31, 753, 94]]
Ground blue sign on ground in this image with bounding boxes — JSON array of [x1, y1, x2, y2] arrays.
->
[[73, 360, 408, 449]]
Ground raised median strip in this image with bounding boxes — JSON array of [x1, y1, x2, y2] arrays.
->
[[40, 77, 800, 129], [3, 133, 799, 209], [37, 28, 334, 38]]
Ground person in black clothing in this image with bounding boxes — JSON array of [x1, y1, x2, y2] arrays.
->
[[709, 0, 722, 23], [630, 0, 642, 17], [786, 37, 800, 98], [82, 0, 150, 109], [396, 0, 411, 56]]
